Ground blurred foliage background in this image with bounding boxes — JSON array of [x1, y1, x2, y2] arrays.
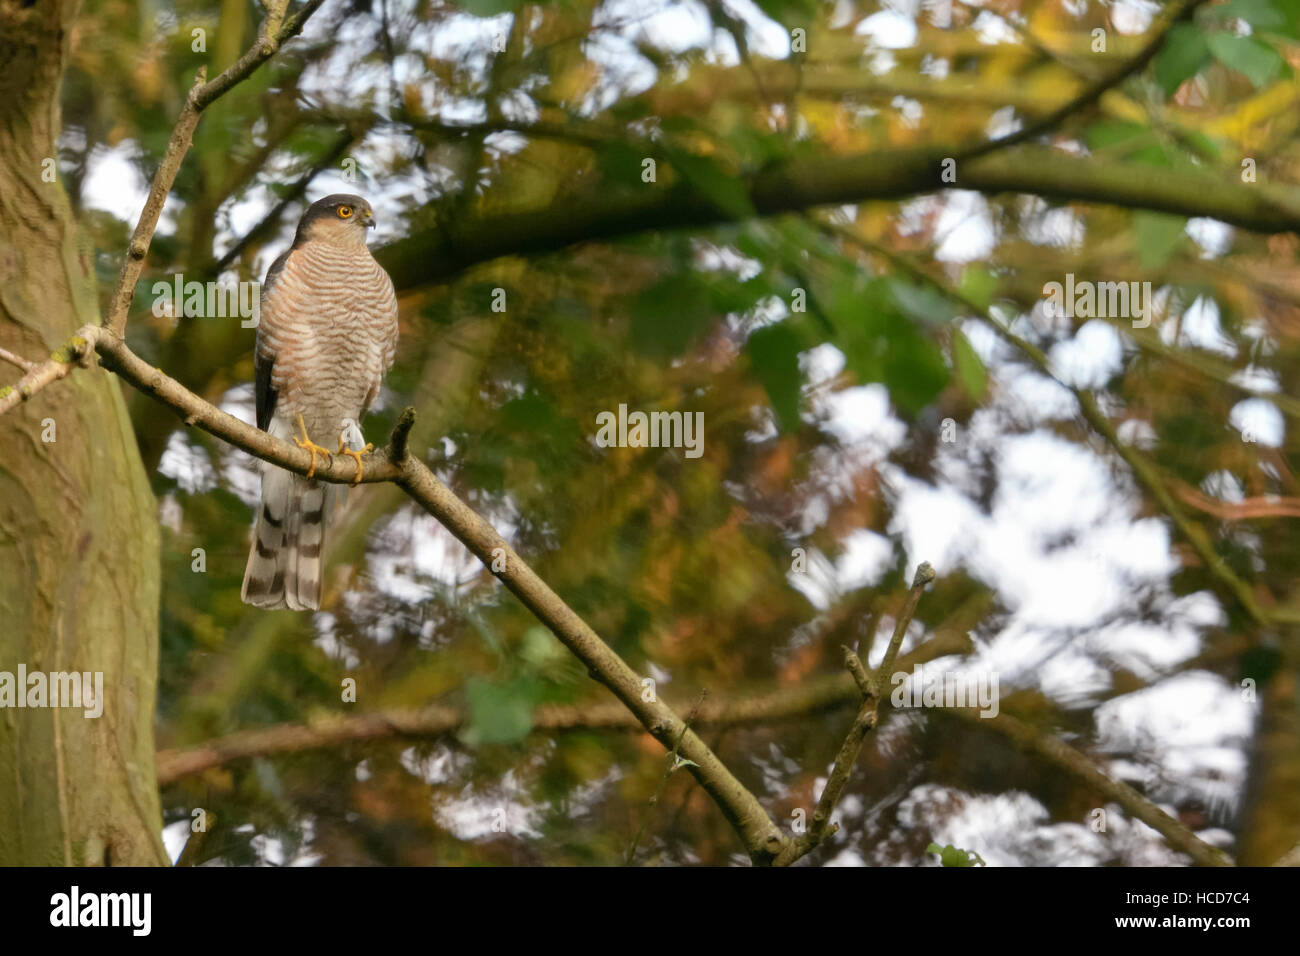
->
[[55, 0, 1300, 864]]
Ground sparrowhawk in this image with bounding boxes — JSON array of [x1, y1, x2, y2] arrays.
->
[[241, 194, 399, 610]]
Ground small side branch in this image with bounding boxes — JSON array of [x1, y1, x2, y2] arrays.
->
[[0, 326, 100, 416], [103, 0, 329, 336], [0, 347, 36, 373]]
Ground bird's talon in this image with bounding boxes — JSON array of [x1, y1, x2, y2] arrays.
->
[[294, 414, 333, 479], [337, 437, 374, 485]]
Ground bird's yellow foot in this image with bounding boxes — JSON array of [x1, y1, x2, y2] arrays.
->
[[294, 414, 333, 479], [338, 436, 374, 485]]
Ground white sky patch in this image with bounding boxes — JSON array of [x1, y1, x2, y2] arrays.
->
[[162, 820, 191, 864], [1164, 296, 1237, 357], [802, 342, 847, 384], [370, 505, 509, 602], [313, 612, 362, 668], [1229, 397, 1284, 447], [789, 529, 896, 609], [1019, 196, 1086, 248], [1187, 218, 1234, 257], [434, 768, 545, 840], [1097, 670, 1252, 818], [714, 0, 792, 58], [158, 431, 218, 494], [900, 785, 1106, 866], [82, 142, 182, 235], [992, 364, 1080, 423], [1228, 364, 1280, 394], [250, 820, 323, 866], [971, 10, 1020, 45], [1049, 320, 1124, 389], [855, 10, 919, 49], [1112, 0, 1160, 35], [984, 105, 1022, 140], [835, 529, 895, 591], [819, 383, 908, 451], [933, 192, 997, 262], [401, 743, 470, 785], [787, 547, 837, 611]]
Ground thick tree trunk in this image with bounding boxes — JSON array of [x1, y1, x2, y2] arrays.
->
[[0, 0, 167, 865]]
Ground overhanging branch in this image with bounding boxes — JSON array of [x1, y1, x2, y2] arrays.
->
[[377, 146, 1300, 292]]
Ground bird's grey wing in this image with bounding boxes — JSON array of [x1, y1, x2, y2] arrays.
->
[[255, 248, 292, 432]]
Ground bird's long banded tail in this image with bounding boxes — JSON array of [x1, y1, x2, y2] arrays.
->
[[242, 466, 332, 610]]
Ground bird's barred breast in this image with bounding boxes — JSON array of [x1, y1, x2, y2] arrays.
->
[[259, 242, 398, 438]]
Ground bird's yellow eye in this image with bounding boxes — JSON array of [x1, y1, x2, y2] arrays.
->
[[337, 205, 353, 219]]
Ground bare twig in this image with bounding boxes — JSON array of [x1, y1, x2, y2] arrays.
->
[[874, 563, 938, 697], [772, 563, 935, 866], [0, 347, 36, 372], [626, 690, 708, 864], [0, 326, 100, 416], [1173, 482, 1300, 522], [103, 0, 329, 336]]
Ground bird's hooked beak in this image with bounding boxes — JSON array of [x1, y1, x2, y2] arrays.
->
[[362, 208, 376, 229]]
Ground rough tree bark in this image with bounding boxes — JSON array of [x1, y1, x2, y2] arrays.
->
[[0, 0, 167, 865]]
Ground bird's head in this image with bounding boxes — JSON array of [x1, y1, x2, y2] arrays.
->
[[296, 193, 376, 247]]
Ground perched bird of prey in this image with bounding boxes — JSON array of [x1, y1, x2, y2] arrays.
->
[[242, 194, 399, 610]]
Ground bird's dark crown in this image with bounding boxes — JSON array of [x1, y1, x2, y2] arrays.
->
[[293, 194, 375, 245]]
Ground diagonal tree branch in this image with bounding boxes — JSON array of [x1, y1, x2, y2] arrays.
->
[[959, 0, 1210, 161], [948, 708, 1232, 867], [94, 331, 789, 863]]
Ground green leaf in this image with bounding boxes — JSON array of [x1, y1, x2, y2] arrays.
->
[[951, 330, 988, 401], [927, 842, 986, 867], [462, 676, 541, 746], [886, 277, 956, 326], [1207, 32, 1284, 88], [1209, 0, 1288, 32], [1133, 211, 1186, 269], [1155, 24, 1211, 96], [826, 278, 949, 415], [746, 323, 805, 431], [884, 332, 950, 414], [958, 266, 999, 309]]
